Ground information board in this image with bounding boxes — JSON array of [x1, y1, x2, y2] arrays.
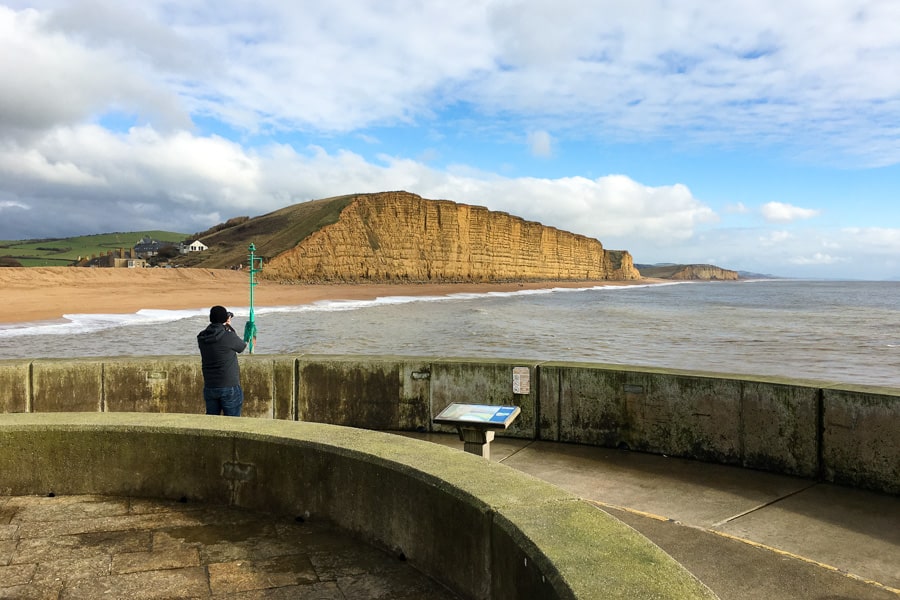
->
[[434, 403, 521, 429]]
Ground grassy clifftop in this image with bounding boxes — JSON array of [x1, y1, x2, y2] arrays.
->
[[176, 195, 356, 269]]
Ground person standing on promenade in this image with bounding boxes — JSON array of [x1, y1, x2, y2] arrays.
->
[[197, 305, 250, 416]]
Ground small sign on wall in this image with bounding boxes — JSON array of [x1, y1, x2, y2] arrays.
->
[[512, 366, 530, 394]]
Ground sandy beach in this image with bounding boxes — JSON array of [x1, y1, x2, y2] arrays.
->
[[0, 267, 663, 325]]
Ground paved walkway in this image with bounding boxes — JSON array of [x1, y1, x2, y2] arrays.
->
[[401, 432, 900, 600], [0, 494, 458, 599]]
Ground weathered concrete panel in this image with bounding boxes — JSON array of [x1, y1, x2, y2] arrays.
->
[[297, 355, 419, 429], [0, 361, 29, 413], [551, 364, 632, 446], [537, 365, 561, 441], [232, 434, 492, 599], [399, 360, 434, 431], [822, 387, 900, 494], [547, 364, 742, 463], [104, 358, 203, 414], [32, 359, 103, 413], [638, 373, 742, 463], [272, 356, 296, 420], [741, 382, 818, 477], [239, 356, 276, 418], [323, 455, 491, 599], [430, 358, 538, 438], [0, 426, 232, 502]]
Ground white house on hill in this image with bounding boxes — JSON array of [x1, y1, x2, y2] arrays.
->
[[181, 240, 208, 254]]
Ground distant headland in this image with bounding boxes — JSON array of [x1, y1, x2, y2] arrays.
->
[[635, 263, 739, 281]]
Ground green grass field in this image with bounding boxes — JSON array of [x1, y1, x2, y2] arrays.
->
[[0, 231, 188, 267]]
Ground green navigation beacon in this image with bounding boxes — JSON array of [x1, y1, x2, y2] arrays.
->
[[243, 243, 263, 354]]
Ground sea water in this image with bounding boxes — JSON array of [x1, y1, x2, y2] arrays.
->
[[1, 279, 899, 388]]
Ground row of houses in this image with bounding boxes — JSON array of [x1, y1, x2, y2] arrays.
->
[[133, 236, 208, 258], [82, 237, 209, 268]]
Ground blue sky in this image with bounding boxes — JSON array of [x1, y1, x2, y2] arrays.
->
[[1, 1, 899, 279]]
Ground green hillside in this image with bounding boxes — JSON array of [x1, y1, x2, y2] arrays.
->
[[0, 231, 187, 267], [174, 195, 356, 269], [0, 193, 356, 269]]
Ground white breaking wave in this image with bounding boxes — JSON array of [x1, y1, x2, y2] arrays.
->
[[0, 282, 680, 339], [1, 280, 898, 388]]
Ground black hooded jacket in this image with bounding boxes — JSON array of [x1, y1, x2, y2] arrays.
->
[[197, 323, 248, 388]]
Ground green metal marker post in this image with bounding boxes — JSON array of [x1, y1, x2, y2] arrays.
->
[[243, 243, 263, 353]]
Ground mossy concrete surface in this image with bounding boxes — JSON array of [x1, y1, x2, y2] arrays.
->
[[0, 359, 28, 413], [1, 354, 898, 494], [296, 354, 430, 429], [0, 412, 717, 600], [823, 388, 900, 494], [539, 364, 823, 478], [31, 359, 103, 413]]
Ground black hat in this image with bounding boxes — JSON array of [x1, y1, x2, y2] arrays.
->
[[210, 305, 229, 324]]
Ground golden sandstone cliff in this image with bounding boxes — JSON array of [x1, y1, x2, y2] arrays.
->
[[670, 265, 739, 281], [261, 192, 640, 283], [635, 263, 739, 281]]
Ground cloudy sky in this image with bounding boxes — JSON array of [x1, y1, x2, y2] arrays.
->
[[2, 1, 899, 279]]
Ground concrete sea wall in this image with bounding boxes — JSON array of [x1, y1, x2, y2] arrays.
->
[[0, 413, 717, 600], [0, 355, 897, 495]]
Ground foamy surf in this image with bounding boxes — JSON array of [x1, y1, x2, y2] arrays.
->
[[0, 281, 681, 339]]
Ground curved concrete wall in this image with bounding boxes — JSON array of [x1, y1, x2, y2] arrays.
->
[[0, 413, 715, 600], [0, 355, 897, 495]]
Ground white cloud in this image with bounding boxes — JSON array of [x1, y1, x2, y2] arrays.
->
[[789, 252, 847, 266], [1, 118, 898, 278], [839, 227, 900, 257], [478, 0, 900, 164], [0, 120, 718, 247], [759, 230, 791, 246], [760, 202, 820, 223], [0, 5, 189, 139], [5, 2, 900, 162], [528, 130, 553, 157], [0, 146, 104, 186], [1, 1, 899, 280], [0, 199, 29, 210]]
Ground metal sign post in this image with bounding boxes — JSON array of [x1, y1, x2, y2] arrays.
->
[[243, 243, 263, 353]]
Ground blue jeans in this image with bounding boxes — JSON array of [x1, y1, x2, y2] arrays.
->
[[204, 386, 243, 416]]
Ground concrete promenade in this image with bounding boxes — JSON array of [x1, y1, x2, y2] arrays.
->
[[401, 432, 900, 600]]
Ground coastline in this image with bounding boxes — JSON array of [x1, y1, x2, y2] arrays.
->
[[0, 267, 667, 325]]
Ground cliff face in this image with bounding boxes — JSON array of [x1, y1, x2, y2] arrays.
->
[[264, 192, 640, 282], [636, 263, 739, 281], [668, 265, 739, 281]]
